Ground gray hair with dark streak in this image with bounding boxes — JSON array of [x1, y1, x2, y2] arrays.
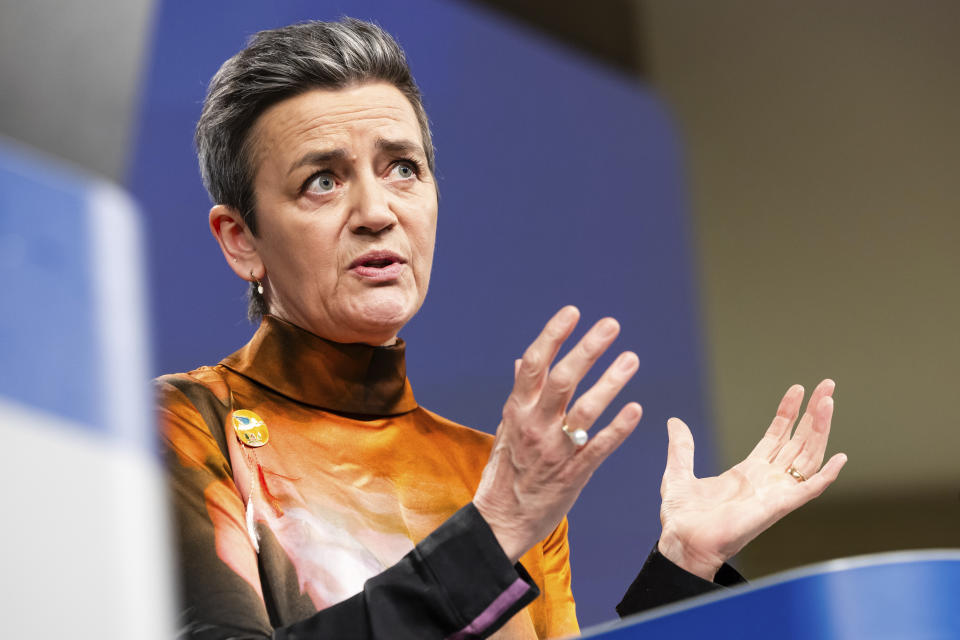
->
[[195, 18, 435, 321]]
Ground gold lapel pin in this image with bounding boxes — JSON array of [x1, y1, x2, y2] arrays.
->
[[231, 409, 269, 448]]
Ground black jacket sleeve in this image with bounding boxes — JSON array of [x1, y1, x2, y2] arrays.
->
[[274, 503, 540, 639], [615, 544, 746, 617], [180, 503, 539, 640]]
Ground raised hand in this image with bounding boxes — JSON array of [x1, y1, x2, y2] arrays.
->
[[474, 306, 643, 563], [657, 379, 848, 580]]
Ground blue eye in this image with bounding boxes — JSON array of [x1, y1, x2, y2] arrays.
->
[[307, 173, 336, 193], [392, 162, 417, 179]]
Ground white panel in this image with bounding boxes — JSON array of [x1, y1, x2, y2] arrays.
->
[[87, 181, 153, 447], [0, 398, 175, 639]]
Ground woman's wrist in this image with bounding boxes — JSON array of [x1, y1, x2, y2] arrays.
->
[[657, 531, 724, 582], [472, 499, 526, 564]]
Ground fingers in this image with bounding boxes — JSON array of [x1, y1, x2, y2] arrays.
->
[[784, 452, 848, 508], [773, 379, 836, 474], [771, 411, 813, 469], [538, 317, 621, 417], [513, 306, 580, 403], [748, 384, 804, 461], [577, 402, 643, 469], [787, 395, 834, 476], [662, 417, 696, 483], [564, 351, 639, 433], [790, 379, 835, 445]]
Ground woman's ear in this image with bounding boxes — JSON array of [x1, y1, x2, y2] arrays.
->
[[209, 204, 264, 281]]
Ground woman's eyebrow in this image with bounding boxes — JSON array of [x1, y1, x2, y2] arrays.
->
[[288, 148, 347, 174], [286, 139, 423, 175], [375, 138, 425, 158]]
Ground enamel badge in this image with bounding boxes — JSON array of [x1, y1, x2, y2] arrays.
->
[[231, 409, 269, 448]]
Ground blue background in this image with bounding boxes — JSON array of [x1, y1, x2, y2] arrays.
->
[[128, 0, 716, 625]]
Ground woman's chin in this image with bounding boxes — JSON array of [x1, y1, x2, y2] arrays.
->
[[345, 296, 418, 343]]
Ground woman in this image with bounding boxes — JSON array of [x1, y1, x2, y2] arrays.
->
[[159, 18, 846, 639]]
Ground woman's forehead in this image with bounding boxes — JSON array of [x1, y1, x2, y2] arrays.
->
[[249, 83, 425, 171]]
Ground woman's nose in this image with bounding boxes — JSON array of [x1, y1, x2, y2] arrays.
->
[[348, 173, 397, 235]]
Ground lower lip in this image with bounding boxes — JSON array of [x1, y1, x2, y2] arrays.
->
[[351, 262, 405, 282]]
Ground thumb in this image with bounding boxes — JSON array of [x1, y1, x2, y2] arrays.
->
[[664, 417, 696, 482]]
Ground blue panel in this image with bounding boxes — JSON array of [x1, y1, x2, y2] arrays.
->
[[129, 0, 712, 624], [585, 553, 960, 639], [0, 141, 103, 430]]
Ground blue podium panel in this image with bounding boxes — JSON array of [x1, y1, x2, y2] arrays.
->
[[583, 551, 960, 640], [0, 139, 174, 639]]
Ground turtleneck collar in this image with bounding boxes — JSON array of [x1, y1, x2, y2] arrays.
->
[[220, 315, 417, 416]]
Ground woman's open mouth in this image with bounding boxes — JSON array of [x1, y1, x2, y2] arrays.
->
[[349, 250, 406, 281]]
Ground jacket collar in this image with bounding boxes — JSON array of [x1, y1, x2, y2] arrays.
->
[[220, 315, 417, 416]]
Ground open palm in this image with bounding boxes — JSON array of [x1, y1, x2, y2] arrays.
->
[[657, 380, 848, 580]]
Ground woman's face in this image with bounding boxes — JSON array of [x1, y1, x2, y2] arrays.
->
[[244, 82, 438, 345]]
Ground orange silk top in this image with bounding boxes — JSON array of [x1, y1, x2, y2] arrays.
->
[[158, 315, 579, 638]]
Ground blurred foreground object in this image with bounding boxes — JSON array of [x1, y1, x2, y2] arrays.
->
[[583, 550, 960, 639], [0, 138, 174, 638]]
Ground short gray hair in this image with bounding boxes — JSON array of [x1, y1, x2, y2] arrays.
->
[[195, 18, 435, 321]]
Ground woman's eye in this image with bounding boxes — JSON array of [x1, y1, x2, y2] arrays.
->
[[392, 162, 416, 179], [306, 173, 337, 194]]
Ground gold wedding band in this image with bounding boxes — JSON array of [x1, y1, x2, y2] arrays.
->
[[786, 466, 807, 483], [561, 424, 588, 447]]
